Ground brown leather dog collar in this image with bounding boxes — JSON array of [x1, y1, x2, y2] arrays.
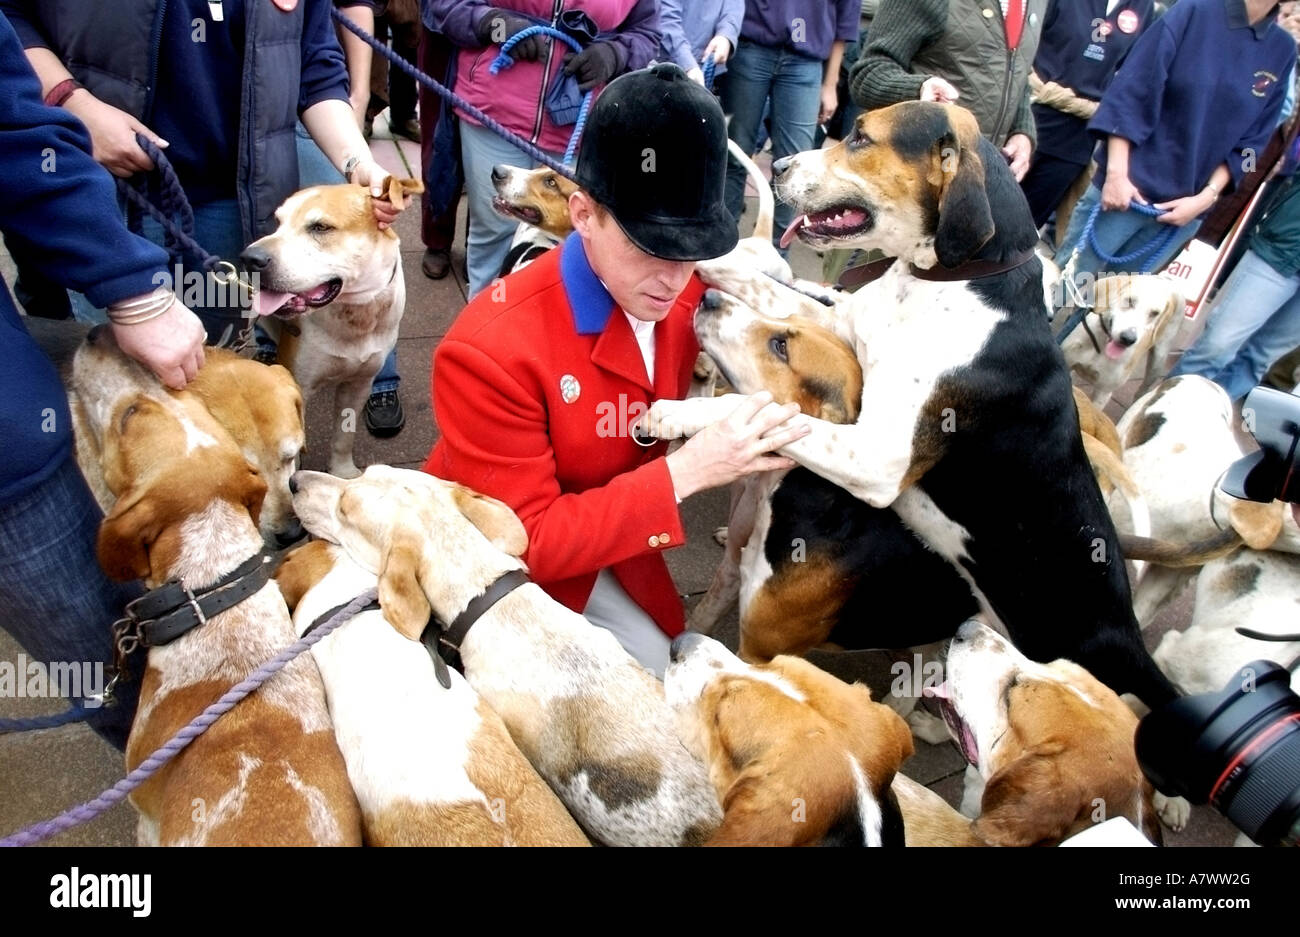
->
[[909, 247, 1038, 282]]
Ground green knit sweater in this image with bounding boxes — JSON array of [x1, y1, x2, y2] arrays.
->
[[849, 0, 1038, 148]]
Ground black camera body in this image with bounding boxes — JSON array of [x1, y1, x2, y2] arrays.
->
[[1222, 385, 1300, 504]]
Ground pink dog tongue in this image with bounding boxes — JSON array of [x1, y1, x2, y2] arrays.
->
[[253, 290, 293, 317], [1105, 340, 1127, 361], [779, 214, 808, 249]]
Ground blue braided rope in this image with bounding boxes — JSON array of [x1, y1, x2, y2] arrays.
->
[[331, 7, 575, 179], [118, 134, 223, 272], [486, 24, 592, 168], [1082, 199, 1179, 273], [0, 705, 95, 735], [702, 52, 716, 91], [0, 588, 377, 847]]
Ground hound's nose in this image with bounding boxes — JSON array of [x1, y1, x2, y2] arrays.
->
[[491, 164, 510, 183], [701, 289, 725, 312], [288, 472, 300, 495], [240, 244, 272, 272], [86, 324, 106, 346], [771, 156, 794, 177], [275, 517, 306, 548], [1118, 328, 1139, 346]]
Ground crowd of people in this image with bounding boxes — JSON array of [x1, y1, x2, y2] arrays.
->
[[1, 0, 1298, 746]]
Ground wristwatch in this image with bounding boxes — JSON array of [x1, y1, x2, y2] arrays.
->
[[343, 155, 360, 183]]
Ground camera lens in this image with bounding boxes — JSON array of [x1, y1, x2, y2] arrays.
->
[[1136, 661, 1300, 846]]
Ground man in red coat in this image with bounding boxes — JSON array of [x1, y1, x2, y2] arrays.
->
[[424, 64, 808, 676]]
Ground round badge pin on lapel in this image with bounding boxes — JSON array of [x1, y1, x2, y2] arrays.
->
[[560, 374, 581, 404]]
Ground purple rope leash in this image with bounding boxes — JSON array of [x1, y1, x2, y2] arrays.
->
[[0, 587, 377, 847], [330, 7, 575, 180]]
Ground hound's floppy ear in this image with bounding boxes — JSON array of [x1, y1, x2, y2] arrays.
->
[[452, 486, 529, 557], [930, 110, 994, 268], [97, 490, 161, 583], [378, 521, 435, 640], [379, 176, 426, 211], [1228, 498, 1284, 550], [973, 745, 1082, 846]]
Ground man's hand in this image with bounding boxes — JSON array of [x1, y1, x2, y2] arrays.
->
[[349, 159, 403, 228], [818, 83, 838, 126], [703, 35, 732, 67], [663, 392, 810, 500], [1154, 190, 1215, 227], [63, 91, 169, 178], [1001, 133, 1033, 182], [1101, 171, 1146, 211], [920, 76, 960, 103], [563, 42, 622, 93], [111, 297, 206, 389]]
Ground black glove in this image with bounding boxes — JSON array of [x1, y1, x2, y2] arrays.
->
[[561, 41, 623, 93], [475, 8, 543, 62]]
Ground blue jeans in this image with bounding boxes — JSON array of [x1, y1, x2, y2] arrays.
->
[[722, 40, 824, 254], [1054, 183, 1201, 278], [1170, 249, 1300, 400], [0, 456, 142, 750], [71, 198, 247, 343], [459, 120, 565, 299]]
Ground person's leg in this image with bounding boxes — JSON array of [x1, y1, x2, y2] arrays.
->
[[1170, 250, 1294, 381], [767, 50, 824, 254], [1214, 285, 1300, 400], [1020, 154, 1089, 230], [388, 21, 420, 137], [460, 121, 561, 299], [143, 198, 246, 344], [582, 569, 671, 679], [0, 456, 143, 750], [418, 24, 459, 278], [720, 40, 777, 223]]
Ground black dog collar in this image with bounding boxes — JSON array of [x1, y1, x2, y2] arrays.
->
[[424, 569, 531, 689], [110, 552, 281, 692]]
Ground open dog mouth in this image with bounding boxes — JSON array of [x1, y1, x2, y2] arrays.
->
[[924, 681, 980, 766], [253, 279, 343, 318], [491, 195, 543, 227], [779, 203, 873, 248]]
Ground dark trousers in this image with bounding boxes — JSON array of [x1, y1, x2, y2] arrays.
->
[[1021, 151, 1090, 229], [419, 25, 460, 252]]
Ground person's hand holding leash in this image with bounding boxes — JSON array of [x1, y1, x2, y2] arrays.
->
[[1154, 190, 1216, 226], [63, 91, 169, 178], [818, 83, 838, 126], [920, 76, 960, 103], [475, 9, 544, 60], [663, 392, 810, 500], [563, 42, 622, 93], [703, 35, 732, 68], [1101, 170, 1146, 211], [110, 295, 206, 389], [1001, 133, 1033, 182]]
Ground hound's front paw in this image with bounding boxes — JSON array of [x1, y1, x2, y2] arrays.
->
[[635, 400, 689, 442]]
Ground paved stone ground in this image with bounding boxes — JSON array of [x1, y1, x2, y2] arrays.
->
[[0, 115, 1240, 846]]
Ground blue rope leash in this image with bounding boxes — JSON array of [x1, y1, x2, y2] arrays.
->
[[1082, 199, 1179, 273], [331, 7, 576, 179], [118, 135, 224, 273], [702, 52, 716, 91], [486, 25, 592, 167], [0, 588, 377, 847]]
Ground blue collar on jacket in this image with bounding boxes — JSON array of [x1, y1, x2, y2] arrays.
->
[[560, 232, 617, 335]]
